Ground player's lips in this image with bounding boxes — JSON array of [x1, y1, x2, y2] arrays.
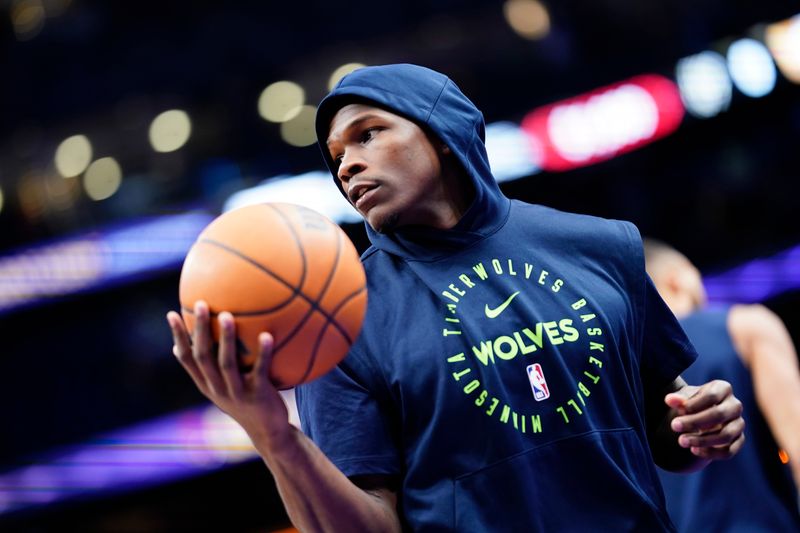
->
[[348, 182, 380, 211]]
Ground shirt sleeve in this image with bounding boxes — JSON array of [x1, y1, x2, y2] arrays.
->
[[618, 221, 698, 388], [639, 272, 699, 388], [295, 349, 401, 478]]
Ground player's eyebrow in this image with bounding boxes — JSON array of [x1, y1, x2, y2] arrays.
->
[[327, 113, 384, 147]]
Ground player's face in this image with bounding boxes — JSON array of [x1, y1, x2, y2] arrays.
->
[[326, 103, 457, 233]]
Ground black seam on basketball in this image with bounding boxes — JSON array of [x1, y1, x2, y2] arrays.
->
[[197, 237, 340, 321], [273, 222, 343, 354], [194, 239, 302, 314], [189, 239, 354, 335], [297, 285, 366, 385], [248, 207, 356, 348], [267, 203, 308, 299]]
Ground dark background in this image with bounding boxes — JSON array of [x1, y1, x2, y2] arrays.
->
[[1, 1, 798, 530]]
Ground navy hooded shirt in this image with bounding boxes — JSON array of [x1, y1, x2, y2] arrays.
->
[[296, 64, 697, 532]]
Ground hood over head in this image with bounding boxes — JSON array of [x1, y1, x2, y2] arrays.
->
[[315, 63, 510, 260]]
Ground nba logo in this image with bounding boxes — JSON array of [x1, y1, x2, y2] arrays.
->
[[527, 363, 550, 401]]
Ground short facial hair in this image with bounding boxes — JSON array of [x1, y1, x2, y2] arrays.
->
[[374, 212, 400, 234]]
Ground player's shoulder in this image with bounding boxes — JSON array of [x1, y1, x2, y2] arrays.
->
[[728, 303, 785, 336], [510, 200, 641, 250]]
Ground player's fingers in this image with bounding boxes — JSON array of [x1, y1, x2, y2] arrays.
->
[[192, 301, 226, 396], [672, 393, 743, 434], [192, 301, 212, 354], [664, 393, 686, 412], [664, 384, 699, 412], [166, 311, 210, 396], [678, 417, 746, 449], [679, 380, 733, 414], [690, 431, 746, 460], [253, 332, 275, 387], [217, 312, 243, 397], [166, 310, 192, 355]]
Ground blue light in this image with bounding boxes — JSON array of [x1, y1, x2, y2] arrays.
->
[[485, 121, 542, 181], [676, 51, 732, 118], [223, 170, 361, 223], [727, 38, 777, 98], [0, 212, 214, 315]]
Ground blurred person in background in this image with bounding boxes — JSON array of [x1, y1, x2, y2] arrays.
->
[[168, 64, 746, 532], [646, 238, 800, 532]]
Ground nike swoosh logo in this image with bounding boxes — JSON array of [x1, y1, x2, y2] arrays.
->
[[485, 291, 521, 319]]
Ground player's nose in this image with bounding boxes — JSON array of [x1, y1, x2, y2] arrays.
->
[[337, 151, 366, 183]]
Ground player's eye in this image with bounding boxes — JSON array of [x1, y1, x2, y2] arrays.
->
[[360, 127, 380, 143]]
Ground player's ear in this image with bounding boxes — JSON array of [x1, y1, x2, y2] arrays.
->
[[665, 269, 684, 297], [440, 144, 452, 155]]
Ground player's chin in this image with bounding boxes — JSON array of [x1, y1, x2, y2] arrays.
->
[[367, 209, 400, 234]]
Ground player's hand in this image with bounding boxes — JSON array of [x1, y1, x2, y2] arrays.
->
[[166, 301, 292, 451], [664, 380, 745, 461]]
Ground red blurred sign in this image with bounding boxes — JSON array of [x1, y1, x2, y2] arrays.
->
[[521, 74, 685, 171]]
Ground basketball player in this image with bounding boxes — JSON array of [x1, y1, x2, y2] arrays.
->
[[167, 64, 745, 531], [645, 238, 800, 531]]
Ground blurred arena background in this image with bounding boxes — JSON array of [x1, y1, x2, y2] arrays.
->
[[0, 0, 799, 531]]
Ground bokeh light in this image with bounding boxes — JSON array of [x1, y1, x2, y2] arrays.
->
[[727, 38, 777, 98], [485, 122, 542, 181], [17, 172, 46, 222], [0, 187, 4, 215], [44, 172, 80, 212], [280, 105, 317, 147], [328, 63, 366, 91], [503, 0, 551, 40], [148, 110, 192, 153], [547, 85, 659, 163], [54, 135, 93, 178], [83, 157, 122, 201], [11, 0, 46, 41], [13, 170, 80, 218], [765, 15, 800, 84], [258, 81, 305, 123], [676, 51, 732, 118]]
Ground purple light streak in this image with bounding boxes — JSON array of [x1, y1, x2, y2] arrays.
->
[[0, 211, 213, 315], [0, 406, 257, 515], [704, 243, 800, 304]]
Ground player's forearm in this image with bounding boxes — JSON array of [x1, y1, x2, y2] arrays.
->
[[255, 426, 401, 533], [750, 350, 800, 488], [732, 305, 800, 489]]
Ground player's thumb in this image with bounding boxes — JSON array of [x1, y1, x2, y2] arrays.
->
[[664, 384, 699, 411]]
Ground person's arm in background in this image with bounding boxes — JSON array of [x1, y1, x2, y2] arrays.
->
[[729, 303, 800, 489], [167, 301, 402, 533], [647, 376, 745, 473]]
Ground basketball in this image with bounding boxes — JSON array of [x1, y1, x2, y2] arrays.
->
[[178, 202, 367, 389]]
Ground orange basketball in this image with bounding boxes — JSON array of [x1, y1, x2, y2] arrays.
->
[[178, 202, 367, 389]]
